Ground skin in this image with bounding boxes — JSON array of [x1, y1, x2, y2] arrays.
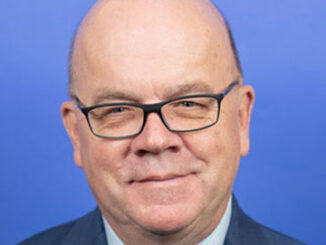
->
[[62, 0, 255, 244]]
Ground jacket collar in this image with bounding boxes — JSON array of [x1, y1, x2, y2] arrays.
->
[[224, 195, 263, 245], [61, 208, 107, 245]]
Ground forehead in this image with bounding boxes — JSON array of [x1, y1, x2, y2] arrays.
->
[[72, 0, 237, 102]]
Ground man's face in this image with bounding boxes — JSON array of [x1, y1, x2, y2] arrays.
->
[[62, 0, 254, 242]]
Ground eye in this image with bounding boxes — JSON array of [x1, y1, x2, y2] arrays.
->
[[180, 101, 195, 107], [90, 106, 128, 120], [111, 107, 126, 113]]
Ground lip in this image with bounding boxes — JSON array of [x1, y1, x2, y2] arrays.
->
[[130, 173, 193, 184], [138, 174, 185, 183]]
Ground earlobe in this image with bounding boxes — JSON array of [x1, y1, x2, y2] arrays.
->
[[238, 85, 255, 157], [61, 101, 83, 168]]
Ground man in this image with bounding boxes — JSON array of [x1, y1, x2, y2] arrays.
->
[[19, 0, 304, 244]]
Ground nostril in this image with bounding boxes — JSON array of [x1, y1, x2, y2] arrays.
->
[[135, 145, 178, 157], [169, 146, 178, 153], [136, 149, 147, 157]]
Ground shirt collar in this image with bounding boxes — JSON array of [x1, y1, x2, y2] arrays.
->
[[102, 195, 232, 245], [198, 195, 232, 245]]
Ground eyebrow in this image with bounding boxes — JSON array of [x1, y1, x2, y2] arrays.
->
[[91, 89, 141, 105], [163, 81, 214, 99], [90, 80, 215, 105]]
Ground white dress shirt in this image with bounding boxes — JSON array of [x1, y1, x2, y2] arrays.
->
[[103, 196, 232, 245]]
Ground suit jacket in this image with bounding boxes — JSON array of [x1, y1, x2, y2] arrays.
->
[[18, 197, 305, 245]]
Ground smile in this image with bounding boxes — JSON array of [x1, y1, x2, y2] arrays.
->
[[130, 173, 195, 187], [139, 174, 186, 182]]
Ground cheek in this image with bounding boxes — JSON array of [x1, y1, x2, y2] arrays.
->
[[79, 136, 132, 185], [181, 115, 240, 187], [182, 122, 240, 163], [79, 138, 135, 219]]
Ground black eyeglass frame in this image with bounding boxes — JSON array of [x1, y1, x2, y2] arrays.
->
[[73, 80, 239, 139]]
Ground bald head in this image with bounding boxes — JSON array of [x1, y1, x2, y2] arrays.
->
[[68, 0, 241, 95]]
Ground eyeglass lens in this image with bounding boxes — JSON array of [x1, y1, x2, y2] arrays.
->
[[87, 96, 219, 138]]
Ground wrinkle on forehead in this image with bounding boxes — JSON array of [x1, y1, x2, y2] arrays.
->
[[71, 0, 238, 95]]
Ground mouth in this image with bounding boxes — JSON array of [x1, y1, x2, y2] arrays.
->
[[130, 173, 195, 185], [128, 172, 197, 206], [139, 174, 185, 182]]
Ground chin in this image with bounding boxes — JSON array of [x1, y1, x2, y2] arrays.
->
[[124, 176, 206, 233], [133, 202, 200, 236], [148, 226, 185, 236]]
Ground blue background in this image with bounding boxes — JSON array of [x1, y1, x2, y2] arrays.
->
[[1, 0, 325, 244]]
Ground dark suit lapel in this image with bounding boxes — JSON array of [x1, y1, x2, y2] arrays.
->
[[60, 208, 108, 245], [223, 195, 270, 245], [224, 195, 240, 245], [224, 195, 306, 245], [224, 195, 256, 245], [91, 231, 108, 245]]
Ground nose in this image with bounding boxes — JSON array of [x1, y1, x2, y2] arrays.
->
[[130, 112, 182, 156]]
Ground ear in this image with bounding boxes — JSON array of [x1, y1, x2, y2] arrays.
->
[[238, 85, 255, 157], [61, 101, 83, 168]]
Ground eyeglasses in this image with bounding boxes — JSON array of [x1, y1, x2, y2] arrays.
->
[[73, 81, 239, 139]]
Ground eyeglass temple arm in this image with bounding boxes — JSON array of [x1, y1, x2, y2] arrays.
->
[[223, 80, 239, 96], [72, 95, 84, 109]]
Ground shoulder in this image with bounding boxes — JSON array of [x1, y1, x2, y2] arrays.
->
[[18, 220, 76, 245], [18, 209, 105, 245], [226, 196, 306, 245], [236, 211, 305, 245]]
